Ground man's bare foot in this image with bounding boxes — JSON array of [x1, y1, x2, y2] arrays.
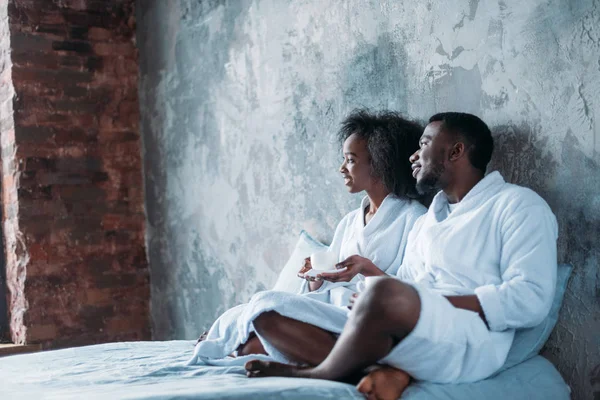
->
[[356, 366, 411, 400], [245, 360, 311, 378], [196, 331, 209, 345]]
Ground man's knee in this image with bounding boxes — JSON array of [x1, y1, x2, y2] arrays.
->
[[353, 278, 420, 323]]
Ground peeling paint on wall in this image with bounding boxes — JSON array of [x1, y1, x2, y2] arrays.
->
[[138, 1, 600, 398]]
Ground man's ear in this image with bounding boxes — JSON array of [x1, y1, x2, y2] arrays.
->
[[449, 142, 467, 162]]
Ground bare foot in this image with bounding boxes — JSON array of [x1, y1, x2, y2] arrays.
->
[[356, 366, 411, 400], [196, 331, 209, 345], [245, 360, 311, 378]]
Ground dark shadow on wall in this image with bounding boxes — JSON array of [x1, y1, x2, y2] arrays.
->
[[488, 123, 600, 399], [488, 124, 558, 191], [591, 364, 600, 400]]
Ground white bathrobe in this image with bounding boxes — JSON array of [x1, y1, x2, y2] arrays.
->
[[189, 194, 426, 366], [382, 171, 558, 382], [302, 194, 427, 307]]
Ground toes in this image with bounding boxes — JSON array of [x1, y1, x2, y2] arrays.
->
[[246, 370, 261, 378], [244, 360, 261, 371], [356, 375, 374, 394], [361, 367, 411, 400]]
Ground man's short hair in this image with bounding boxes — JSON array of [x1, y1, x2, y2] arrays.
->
[[429, 112, 494, 173]]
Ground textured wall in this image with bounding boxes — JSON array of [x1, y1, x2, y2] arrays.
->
[[138, 1, 600, 398], [7, 0, 150, 347], [0, 0, 16, 343]]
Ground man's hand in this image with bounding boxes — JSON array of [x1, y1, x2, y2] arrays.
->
[[318, 255, 385, 282], [347, 292, 359, 310], [444, 295, 488, 326], [297, 257, 324, 291]]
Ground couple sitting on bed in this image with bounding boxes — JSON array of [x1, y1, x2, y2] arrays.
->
[[194, 111, 558, 400]]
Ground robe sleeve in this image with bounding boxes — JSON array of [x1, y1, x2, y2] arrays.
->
[[475, 205, 558, 331], [297, 213, 352, 296]]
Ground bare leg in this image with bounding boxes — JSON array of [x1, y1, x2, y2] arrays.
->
[[245, 277, 420, 385], [237, 333, 268, 356], [251, 311, 338, 365]]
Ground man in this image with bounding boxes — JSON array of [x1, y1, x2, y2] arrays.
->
[[244, 113, 558, 400]]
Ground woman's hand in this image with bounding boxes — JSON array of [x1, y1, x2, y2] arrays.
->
[[297, 257, 313, 278], [297, 257, 324, 291], [318, 255, 383, 282]]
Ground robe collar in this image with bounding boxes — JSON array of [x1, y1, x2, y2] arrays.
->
[[358, 193, 406, 235], [428, 171, 506, 222]]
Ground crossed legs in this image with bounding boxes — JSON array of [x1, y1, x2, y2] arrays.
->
[[245, 278, 421, 398]]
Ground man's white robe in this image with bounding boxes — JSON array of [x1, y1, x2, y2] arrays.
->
[[383, 171, 558, 382]]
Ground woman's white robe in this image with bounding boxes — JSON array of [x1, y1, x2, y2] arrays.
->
[[189, 195, 426, 365]]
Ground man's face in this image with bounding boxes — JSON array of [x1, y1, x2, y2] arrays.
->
[[410, 121, 451, 195]]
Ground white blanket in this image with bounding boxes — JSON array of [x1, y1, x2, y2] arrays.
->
[[189, 195, 425, 365]]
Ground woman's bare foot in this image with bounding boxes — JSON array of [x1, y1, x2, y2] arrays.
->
[[356, 366, 411, 400], [196, 331, 209, 345], [245, 360, 312, 378]]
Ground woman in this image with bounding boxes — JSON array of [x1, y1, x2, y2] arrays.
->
[[297, 109, 427, 307], [192, 109, 426, 365]]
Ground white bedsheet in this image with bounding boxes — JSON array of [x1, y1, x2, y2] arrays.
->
[[0, 340, 569, 400]]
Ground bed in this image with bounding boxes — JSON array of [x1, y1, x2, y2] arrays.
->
[[1, 340, 569, 400]]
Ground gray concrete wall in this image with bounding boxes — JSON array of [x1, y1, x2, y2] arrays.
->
[[137, 1, 600, 398]]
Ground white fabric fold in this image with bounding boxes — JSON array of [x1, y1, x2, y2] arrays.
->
[[188, 291, 350, 366]]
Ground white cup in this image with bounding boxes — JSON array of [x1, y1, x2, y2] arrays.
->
[[310, 250, 338, 271]]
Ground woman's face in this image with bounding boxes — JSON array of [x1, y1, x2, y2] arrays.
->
[[339, 133, 375, 193]]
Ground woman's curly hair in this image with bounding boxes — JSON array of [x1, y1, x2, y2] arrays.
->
[[338, 109, 423, 199]]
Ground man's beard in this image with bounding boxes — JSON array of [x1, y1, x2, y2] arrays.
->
[[415, 163, 445, 195]]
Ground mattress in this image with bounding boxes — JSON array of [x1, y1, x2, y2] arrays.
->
[[0, 340, 570, 400]]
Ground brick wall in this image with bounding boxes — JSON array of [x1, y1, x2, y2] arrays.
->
[[4, 0, 149, 347]]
